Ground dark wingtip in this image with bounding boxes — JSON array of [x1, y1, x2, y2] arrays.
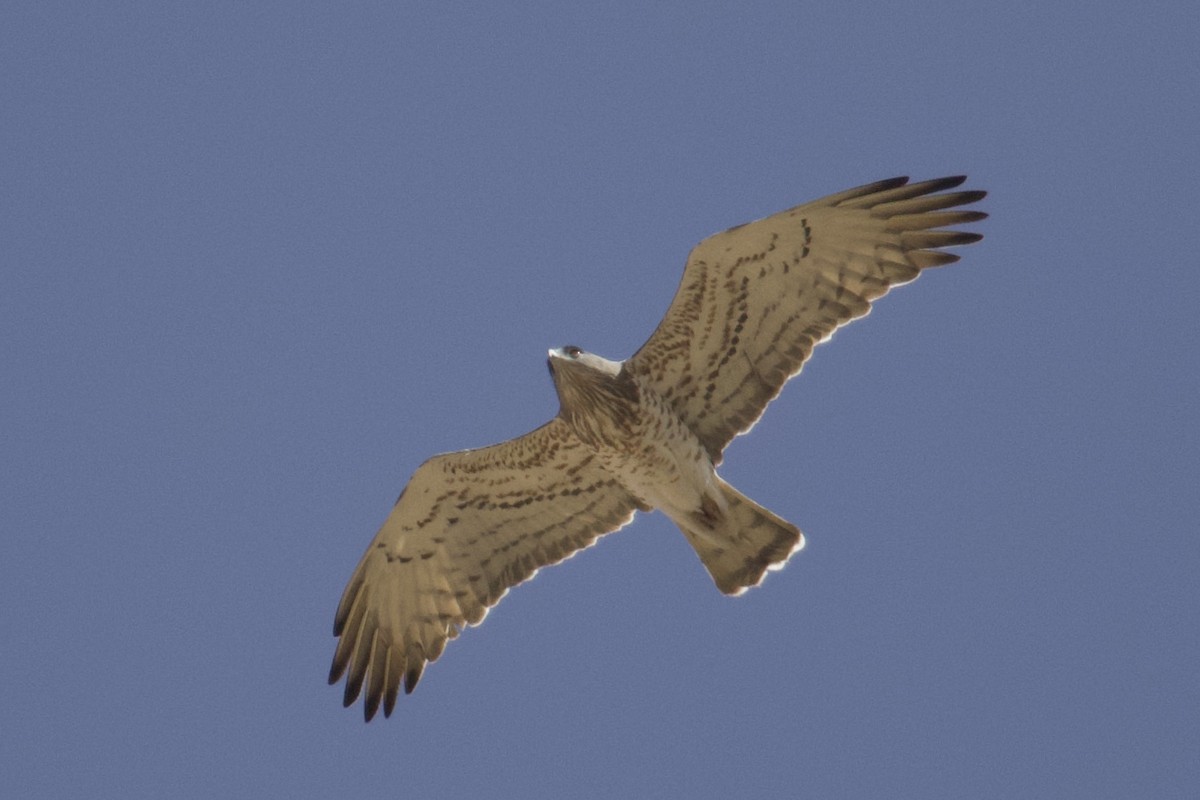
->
[[955, 210, 989, 224], [328, 651, 348, 685], [403, 665, 422, 695], [868, 176, 912, 195], [343, 668, 365, 708], [363, 692, 381, 722]]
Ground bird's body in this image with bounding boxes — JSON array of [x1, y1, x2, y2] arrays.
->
[[330, 175, 987, 719], [549, 348, 710, 515], [547, 346, 801, 595]]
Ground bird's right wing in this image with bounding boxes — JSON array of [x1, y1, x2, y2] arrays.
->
[[329, 417, 644, 720]]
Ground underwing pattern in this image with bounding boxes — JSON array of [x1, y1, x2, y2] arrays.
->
[[330, 176, 987, 719]]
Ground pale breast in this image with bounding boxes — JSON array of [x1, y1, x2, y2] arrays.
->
[[591, 375, 718, 516]]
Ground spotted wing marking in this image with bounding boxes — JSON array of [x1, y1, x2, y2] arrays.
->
[[329, 418, 643, 720], [626, 175, 987, 461]]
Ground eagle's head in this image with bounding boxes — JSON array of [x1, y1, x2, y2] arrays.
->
[[547, 346, 637, 438], [547, 345, 622, 378]]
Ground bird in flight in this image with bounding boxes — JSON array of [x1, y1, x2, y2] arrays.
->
[[329, 175, 986, 720]]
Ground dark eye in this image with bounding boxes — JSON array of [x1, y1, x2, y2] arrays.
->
[[564, 345, 583, 358]]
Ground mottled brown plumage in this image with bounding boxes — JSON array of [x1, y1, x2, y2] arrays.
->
[[330, 175, 986, 719]]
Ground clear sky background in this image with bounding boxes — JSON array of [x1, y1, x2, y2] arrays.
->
[[3, 2, 1198, 798]]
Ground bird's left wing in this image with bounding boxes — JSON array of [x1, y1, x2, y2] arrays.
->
[[625, 175, 986, 462], [329, 417, 643, 720]]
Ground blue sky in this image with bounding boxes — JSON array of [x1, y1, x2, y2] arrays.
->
[[3, 2, 1198, 797]]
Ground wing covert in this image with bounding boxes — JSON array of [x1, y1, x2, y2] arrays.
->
[[329, 418, 642, 720], [625, 175, 986, 461]]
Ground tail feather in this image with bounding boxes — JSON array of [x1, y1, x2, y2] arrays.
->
[[673, 479, 805, 595]]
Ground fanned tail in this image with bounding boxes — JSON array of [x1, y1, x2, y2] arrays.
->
[[672, 478, 805, 595]]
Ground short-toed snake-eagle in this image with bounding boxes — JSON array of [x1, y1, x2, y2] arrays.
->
[[329, 175, 986, 719]]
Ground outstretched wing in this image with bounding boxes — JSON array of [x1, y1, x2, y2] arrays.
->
[[625, 175, 986, 462], [329, 418, 643, 720]]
